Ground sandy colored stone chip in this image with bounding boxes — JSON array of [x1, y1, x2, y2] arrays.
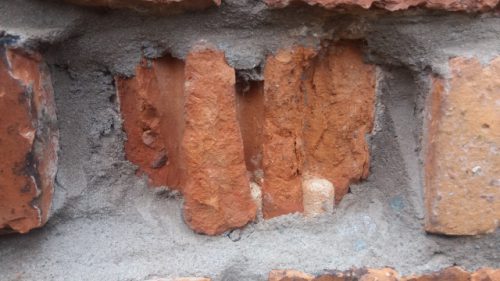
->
[[302, 177, 334, 217]]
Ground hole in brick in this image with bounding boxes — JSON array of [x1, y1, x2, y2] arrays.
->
[[235, 76, 264, 184]]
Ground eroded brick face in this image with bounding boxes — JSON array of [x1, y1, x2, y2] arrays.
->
[[262, 47, 316, 218], [269, 270, 314, 281], [262, 42, 376, 218], [271, 267, 500, 281], [117, 48, 256, 235], [425, 57, 500, 235], [0, 49, 58, 234], [181, 49, 257, 235], [117, 56, 186, 189], [265, 0, 499, 12], [303, 42, 375, 202], [118, 42, 376, 232], [64, 0, 221, 13]]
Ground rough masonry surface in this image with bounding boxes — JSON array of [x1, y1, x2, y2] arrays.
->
[[425, 57, 500, 235], [0, 49, 58, 234]]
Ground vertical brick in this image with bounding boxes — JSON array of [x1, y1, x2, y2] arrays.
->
[[181, 48, 256, 235], [0, 49, 58, 233], [425, 57, 500, 235], [303, 42, 375, 202], [262, 42, 375, 218], [262, 47, 316, 218], [117, 56, 186, 189]]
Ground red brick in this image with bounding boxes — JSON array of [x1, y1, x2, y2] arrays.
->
[[425, 57, 500, 235], [118, 49, 257, 235], [262, 47, 316, 218], [471, 268, 500, 281], [402, 267, 471, 281], [118, 43, 376, 229], [117, 56, 186, 190], [303, 42, 375, 202], [269, 270, 314, 281], [262, 42, 375, 218], [181, 48, 256, 235], [0, 49, 58, 234], [264, 0, 499, 12], [270, 267, 496, 281]]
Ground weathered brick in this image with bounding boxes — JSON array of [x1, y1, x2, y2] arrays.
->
[[0, 49, 58, 234], [118, 48, 256, 235], [119, 42, 375, 228], [262, 47, 316, 218], [64, 0, 221, 13], [471, 268, 500, 281], [272, 267, 496, 281], [262, 42, 375, 218], [147, 277, 211, 281], [303, 42, 375, 202], [360, 269, 400, 281], [311, 268, 399, 281], [117, 56, 186, 190], [181, 48, 256, 235], [402, 267, 470, 281], [269, 270, 315, 281], [425, 57, 500, 235], [264, 0, 499, 12]]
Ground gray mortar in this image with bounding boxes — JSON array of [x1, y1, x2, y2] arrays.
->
[[0, 1, 499, 280]]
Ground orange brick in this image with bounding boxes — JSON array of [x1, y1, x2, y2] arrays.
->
[[425, 57, 500, 235], [181, 47, 256, 235], [0, 49, 58, 234]]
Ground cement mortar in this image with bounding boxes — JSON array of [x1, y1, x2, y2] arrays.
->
[[0, 1, 499, 280]]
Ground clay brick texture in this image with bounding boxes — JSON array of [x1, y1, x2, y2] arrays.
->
[[262, 42, 375, 218], [117, 47, 257, 235], [269, 267, 500, 281], [264, 0, 500, 11], [424, 57, 500, 235], [117, 41, 376, 233], [0, 49, 58, 234]]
